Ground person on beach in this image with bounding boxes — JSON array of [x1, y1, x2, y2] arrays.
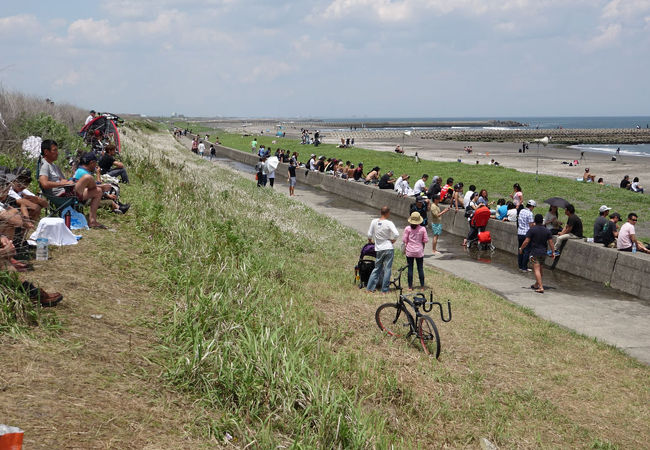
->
[[616, 213, 650, 253], [519, 214, 555, 294], [593, 205, 611, 243], [430, 193, 451, 254], [413, 174, 429, 196], [583, 168, 595, 182], [366, 206, 399, 294], [601, 212, 621, 248], [543, 205, 562, 235], [394, 145, 404, 154], [620, 175, 631, 190], [517, 200, 536, 272], [510, 183, 523, 209], [288, 160, 297, 196], [631, 177, 644, 193], [555, 204, 583, 251], [403, 212, 428, 290]]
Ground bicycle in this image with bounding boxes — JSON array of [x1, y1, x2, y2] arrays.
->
[[375, 290, 452, 359]]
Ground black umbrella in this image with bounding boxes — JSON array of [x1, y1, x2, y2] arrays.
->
[[544, 197, 570, 208]]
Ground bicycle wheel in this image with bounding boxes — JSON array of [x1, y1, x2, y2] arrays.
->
[[418, 315, 441, 358], [375, 303, 412, 337]]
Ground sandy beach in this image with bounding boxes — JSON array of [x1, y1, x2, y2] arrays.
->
[[204, 120, 650, 188]]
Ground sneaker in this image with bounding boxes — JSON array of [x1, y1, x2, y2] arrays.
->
[[526, 268, 532, 272], [119, 203, 131, 214], [554, 250, 561, 256], [112, 208, 124, 214]]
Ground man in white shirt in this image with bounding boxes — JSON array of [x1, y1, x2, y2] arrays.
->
[[517, 200, 536, 271], [366, 206, 399, 293], [413, 174, 429, 196], [463, 184, 476, 208], [198, 140, 205, 158], [85, 110, 96, 125], [617, 213, 650, 253]]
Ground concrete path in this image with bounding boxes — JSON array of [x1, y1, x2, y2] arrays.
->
[[180, 137, 650, 365]]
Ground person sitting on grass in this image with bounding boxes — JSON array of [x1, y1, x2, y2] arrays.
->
[[583, 168, 596, 182], [631, 177, 644, 193], [0, 235, 63, 307], [74, 152, 130, 214], [519, 213, 556, 294], [38, 139, 107, 229], [98, 144, 129, 183], [378, 170, 396, 190], [620, 175, 631, 190], [1, 173, 35, 271], [8, 170, 47, 228], [616, 213, 650, 253]]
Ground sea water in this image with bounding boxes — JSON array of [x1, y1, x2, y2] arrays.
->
[[569, 143, 650, 158]]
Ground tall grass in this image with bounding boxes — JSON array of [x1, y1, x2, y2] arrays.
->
[[122, 124, 391, 447]]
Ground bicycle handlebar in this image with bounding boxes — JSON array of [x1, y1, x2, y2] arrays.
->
[[426, 292, 452, 322]]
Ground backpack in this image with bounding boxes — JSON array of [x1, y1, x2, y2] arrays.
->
[[356, 259, 375, 288]]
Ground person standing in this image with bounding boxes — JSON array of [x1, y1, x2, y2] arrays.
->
[[198, 140, 205, 158], [430, 193, 451, 254], [366, 206, 399, 293], [519, 214, 555, 293], [191, 137, 199, 154], [251, 138, 257, 153], [288, 160, 297, 196], [402, 212, 428, 290], [517, 200, 536, 272], [268, 164, 275, 188], [209, 144, 216, 160], [510, 183, 523, 209]]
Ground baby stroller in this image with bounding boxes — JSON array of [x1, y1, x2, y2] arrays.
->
[[354, 243, 376, 288], [466, 205, 494, 251]]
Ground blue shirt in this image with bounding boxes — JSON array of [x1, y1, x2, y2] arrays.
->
[[73, 167, 92, 181], [497, 204, 508, 220]]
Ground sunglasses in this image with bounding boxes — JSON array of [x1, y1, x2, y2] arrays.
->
[[630, 218, 638, 221]]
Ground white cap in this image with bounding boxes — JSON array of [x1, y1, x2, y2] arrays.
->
[[527, 199, 537, 207], [599, 205, 610, 213]]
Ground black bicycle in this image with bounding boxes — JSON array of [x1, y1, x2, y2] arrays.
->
[[375, 290, 452, 359]]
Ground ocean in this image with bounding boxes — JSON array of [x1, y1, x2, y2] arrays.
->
[[321, 116, 650, 156]]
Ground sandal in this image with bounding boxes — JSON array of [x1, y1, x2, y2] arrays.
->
[[535, 289, 544, 294], [530, 284, 539, 290], [89, 223, 107, 229]]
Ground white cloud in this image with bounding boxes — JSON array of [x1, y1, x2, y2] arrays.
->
[[585, 23, 622, 50], [242, 61, 293, 83], [0, 14, 40, 36], [54, 70, 81, 87], [602, 0, 650, 20]]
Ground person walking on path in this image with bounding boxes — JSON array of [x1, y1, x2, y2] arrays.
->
[[366, 206, 399, 294], [403, 212, 428, 290], [209, 144, 216, 160], [519, 214, 555, 293], [251, 138, 257, 153], [198, 140, 205, 158], [288, 160, 297, 196], [517, 199, 536, 272], [430, 193, 451, 254]]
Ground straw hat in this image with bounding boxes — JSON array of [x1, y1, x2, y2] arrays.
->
[[408, 211, 423, 225]]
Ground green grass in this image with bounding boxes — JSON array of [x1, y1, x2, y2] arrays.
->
[[120, 124, 649, 448], [213, 131, 650, 240]]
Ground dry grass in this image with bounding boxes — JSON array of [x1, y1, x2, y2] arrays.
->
[[0, 219, 223, 449]]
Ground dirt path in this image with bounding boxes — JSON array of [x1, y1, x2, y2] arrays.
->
[[0, 217, 220, 449]]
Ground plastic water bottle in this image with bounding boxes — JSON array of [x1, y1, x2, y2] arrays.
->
[[35, 238, 49, 261], [632, 243, 637, 253]]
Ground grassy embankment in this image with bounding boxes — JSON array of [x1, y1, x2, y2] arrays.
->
[[124, 125, 648, 447], [175, 122, 650, 240], [1, 106, 648, 447]]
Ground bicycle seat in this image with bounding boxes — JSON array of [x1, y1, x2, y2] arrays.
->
[[412, 295, 426, 306]]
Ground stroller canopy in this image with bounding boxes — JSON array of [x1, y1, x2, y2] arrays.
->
[[470, 205, 492, 228], [79, 113, 123, 153]]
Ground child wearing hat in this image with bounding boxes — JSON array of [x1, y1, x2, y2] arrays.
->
[[402, 212, 429, 290]]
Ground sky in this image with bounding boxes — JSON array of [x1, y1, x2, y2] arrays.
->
[[1, 0, 649, 118]]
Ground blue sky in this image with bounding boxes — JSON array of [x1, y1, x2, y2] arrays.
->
[[1, 0, 649, 118]]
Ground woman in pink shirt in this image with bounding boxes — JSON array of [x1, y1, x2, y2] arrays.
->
[[403, 212, 429, 290]]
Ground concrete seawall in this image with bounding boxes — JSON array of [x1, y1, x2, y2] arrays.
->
[[214, 143, 650, 301]]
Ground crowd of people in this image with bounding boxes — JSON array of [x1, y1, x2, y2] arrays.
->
[[1, 110, 131, 309]]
